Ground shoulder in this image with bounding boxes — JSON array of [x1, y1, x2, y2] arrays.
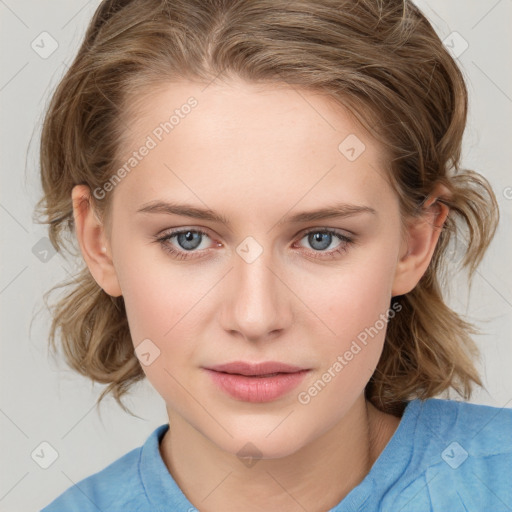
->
[[394, 398, 512, 511], [410, 397, 512, 455], [40, 425, 167, 512]]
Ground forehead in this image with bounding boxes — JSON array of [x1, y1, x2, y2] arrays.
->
[[112, 79, 392, 214]]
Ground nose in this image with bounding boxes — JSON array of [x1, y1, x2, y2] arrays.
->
[[220, 242, 292, 343]]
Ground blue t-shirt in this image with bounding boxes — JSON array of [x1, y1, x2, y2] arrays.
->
[[41, 397, 512, 511]]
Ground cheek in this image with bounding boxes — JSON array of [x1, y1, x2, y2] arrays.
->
[[294, 264, 396, 424], [296, 243, 399, 392], [118, 271, 179, 345], [113, 248, 211, 391], [114, 241, 201, 337], [308, 247, 397, 342], [116, 254, 207, 399]]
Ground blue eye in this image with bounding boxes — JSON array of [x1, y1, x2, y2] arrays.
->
[[155, 228, 354, 261], [174, 230, 204, 251], [156, 229, 213, 260], [307, 231, 335, 251], [297, 229, 353, 259]]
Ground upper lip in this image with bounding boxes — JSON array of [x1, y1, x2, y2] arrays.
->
[[205, 361, 307, 376]]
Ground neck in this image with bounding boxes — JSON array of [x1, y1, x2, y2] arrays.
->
[[159, 395, 400, 512]]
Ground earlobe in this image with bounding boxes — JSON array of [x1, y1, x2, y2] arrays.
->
[[71, 185, 122, 297], [391, 185, 451, 297]]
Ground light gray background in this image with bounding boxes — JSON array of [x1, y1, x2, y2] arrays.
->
[[1, 1, 511, 511]]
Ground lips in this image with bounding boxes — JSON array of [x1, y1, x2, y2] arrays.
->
[[205, 361, 306, 376], [203, 361, 310, 402]]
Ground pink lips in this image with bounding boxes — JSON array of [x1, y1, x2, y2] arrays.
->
[[203, 361, 310, 402]]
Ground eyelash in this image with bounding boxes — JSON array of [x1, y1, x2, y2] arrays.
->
[[155, 228, 354, 261]]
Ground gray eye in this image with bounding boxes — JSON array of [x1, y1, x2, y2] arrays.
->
[[176, 231, 203, 250], [307, 232, 333, 251]]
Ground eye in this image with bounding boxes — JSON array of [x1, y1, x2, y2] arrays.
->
[[154, 227, 354, 261], [155, 228, 217, 260], [294, 228, 354, 259]]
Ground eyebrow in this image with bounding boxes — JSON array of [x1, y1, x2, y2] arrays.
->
[[275, 203, 377, 226], [136, 200, 377, 227]]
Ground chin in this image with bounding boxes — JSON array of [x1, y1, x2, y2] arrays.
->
[[207, 422, 312, 461]]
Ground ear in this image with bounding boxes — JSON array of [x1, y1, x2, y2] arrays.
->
[[71, 184, 122, 297], [391, 183, 451, 297]]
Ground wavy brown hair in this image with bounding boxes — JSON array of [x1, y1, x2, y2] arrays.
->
[[34, 0, 499, 416]]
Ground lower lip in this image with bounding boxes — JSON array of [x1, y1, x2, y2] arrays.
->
[[204, 369, 310, 403]]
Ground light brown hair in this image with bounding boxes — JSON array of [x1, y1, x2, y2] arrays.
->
[[35, 0, 499, 416]]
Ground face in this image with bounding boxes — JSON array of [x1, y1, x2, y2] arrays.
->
[[105, 79, 406, 458]]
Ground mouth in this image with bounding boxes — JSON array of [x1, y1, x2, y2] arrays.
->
[[204, 361, 308, 377], [203, 361, 311, 402]]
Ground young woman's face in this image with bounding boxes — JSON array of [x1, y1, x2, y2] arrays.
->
[[107, 79, 406, 457]]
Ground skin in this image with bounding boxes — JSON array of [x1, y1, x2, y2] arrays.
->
[[72, 78, 449, 511]]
